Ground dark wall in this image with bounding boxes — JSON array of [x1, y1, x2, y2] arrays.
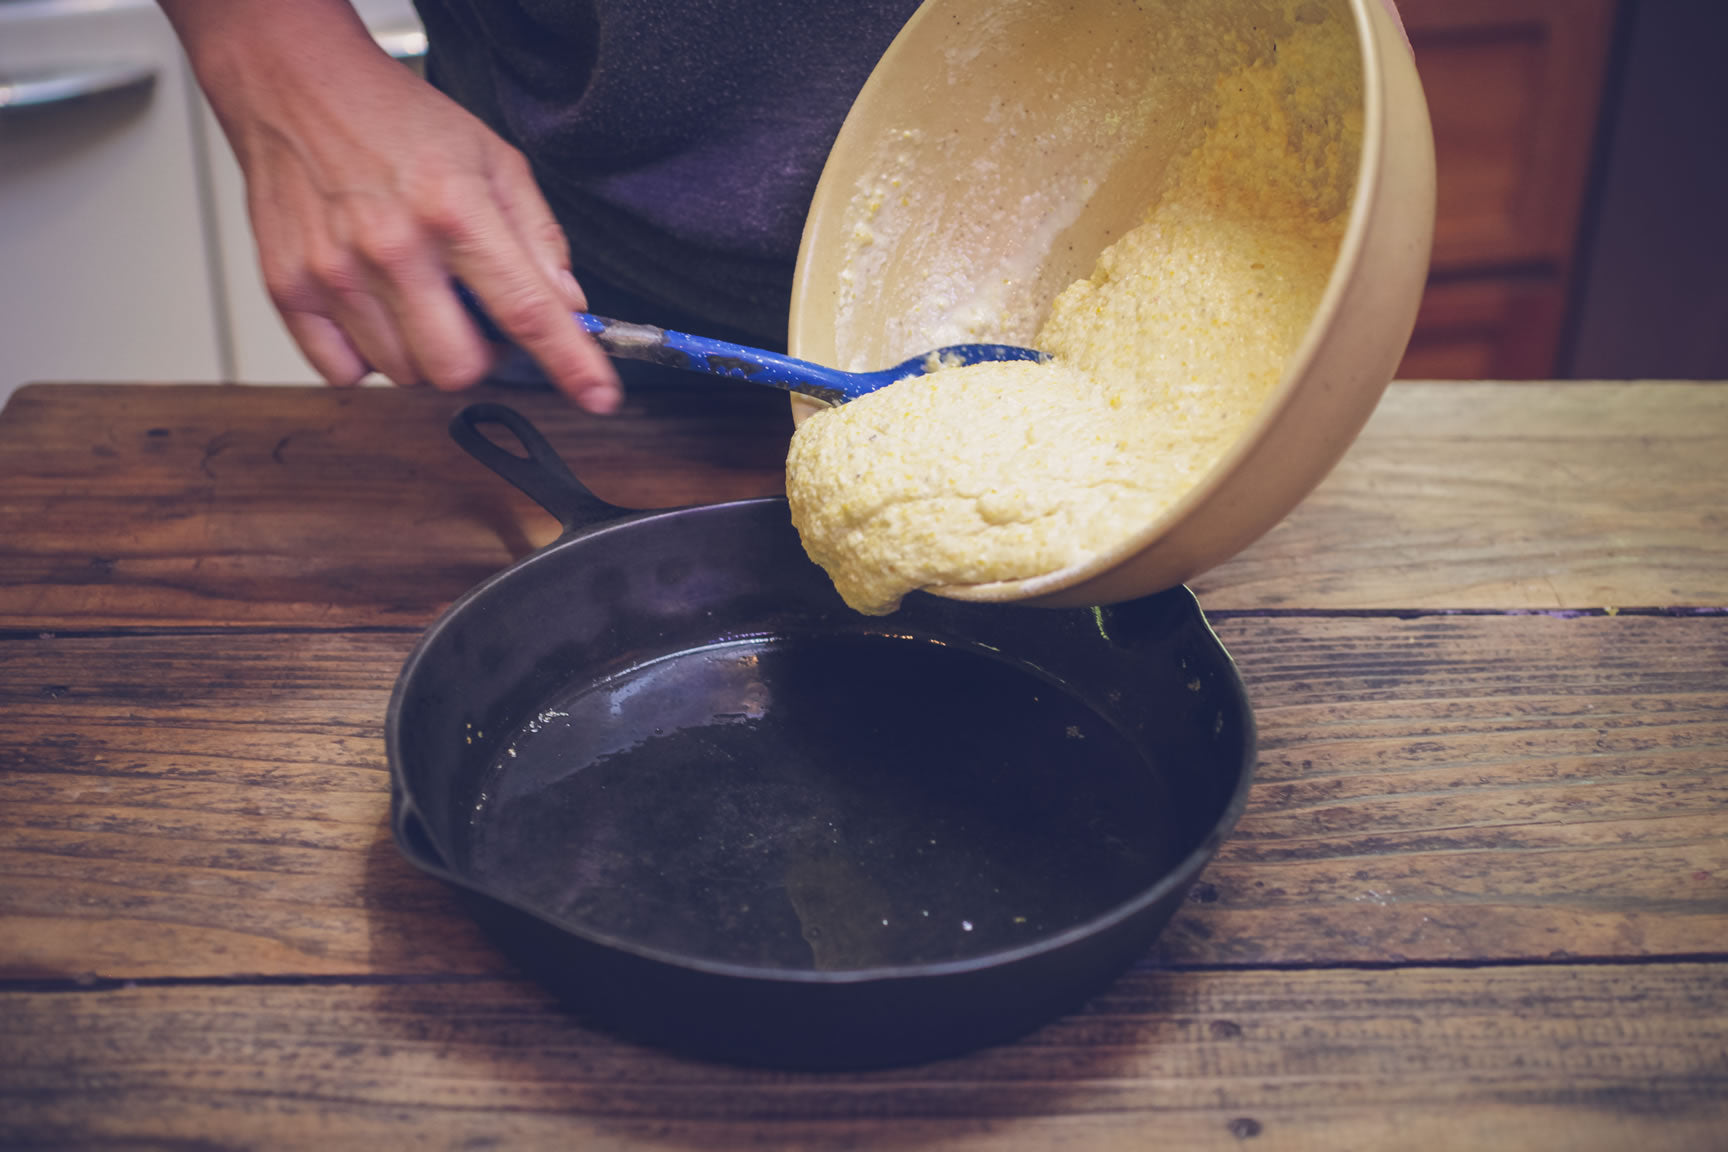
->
[[1566, 0, 1728, 379]]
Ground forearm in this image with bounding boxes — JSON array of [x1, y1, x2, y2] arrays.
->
[[158, 0, 393, 167]]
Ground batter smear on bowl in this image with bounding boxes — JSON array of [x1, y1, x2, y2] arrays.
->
[[787, 14, 1361, 615]]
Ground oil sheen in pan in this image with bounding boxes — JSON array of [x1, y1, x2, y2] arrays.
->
[[460, 630, 1185, 972]]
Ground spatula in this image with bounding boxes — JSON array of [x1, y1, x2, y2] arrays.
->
[[459, 285, 1047, 406]]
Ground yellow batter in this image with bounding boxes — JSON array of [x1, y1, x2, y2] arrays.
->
[[787, 14, 1359, 615]]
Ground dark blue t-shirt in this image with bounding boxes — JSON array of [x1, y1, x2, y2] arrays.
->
[[413, 0, 923, 345]]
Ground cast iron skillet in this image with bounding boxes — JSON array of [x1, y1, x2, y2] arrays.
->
[[386, 403, 1256, 1069]]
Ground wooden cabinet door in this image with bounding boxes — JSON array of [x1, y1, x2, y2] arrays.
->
[[1395, 0, 1615, 378]]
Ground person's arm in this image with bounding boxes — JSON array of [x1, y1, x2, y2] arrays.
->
[[158, 0, 620, 411]]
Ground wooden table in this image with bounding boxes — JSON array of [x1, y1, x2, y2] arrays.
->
[[2, 380, 1724, 1150]]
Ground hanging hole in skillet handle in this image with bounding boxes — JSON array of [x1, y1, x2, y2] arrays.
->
[[449, 403, 629, 533]]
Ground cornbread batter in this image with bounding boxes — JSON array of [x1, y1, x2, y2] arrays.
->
[[787, 13, 1359, 615]]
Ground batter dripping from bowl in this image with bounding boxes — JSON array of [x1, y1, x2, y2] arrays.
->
[[786, 12, 1362, 616]]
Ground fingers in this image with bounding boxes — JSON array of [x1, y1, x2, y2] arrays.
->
[[491, 147, 588, 312], [236, 67, 619, 411], [282, 309, 370, 387], [272, 171, 619, 411], [330, 277, 430, 388], [336, 203, 495, 392], [265, 207, 445, 391], [434, 172, 622, 413], [479, 145, 621, 410]]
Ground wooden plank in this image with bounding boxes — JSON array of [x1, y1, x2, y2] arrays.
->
[[0, 382, 791, 629], [1196, 381, 1728, 610], [3, 615, 1722, 981], [2, 963, 1724, 1150], [0, 630, 499, 981], [1164, 613, 1728, 965], [4, 381, 1725, 628]]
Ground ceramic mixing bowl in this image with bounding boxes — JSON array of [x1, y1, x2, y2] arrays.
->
[[788, 0, 1435, 607]]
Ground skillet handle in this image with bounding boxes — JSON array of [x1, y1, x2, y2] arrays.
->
[[450, 403, 628, 532]]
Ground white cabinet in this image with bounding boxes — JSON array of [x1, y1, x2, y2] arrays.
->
[[0, 0, 425, 409], [0, 0, 225, 407]]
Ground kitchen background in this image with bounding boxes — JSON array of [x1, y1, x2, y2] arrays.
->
[[2, 0, 1723, 410]]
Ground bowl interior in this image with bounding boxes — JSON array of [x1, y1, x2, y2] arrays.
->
[[793, 0, 1365, 373]]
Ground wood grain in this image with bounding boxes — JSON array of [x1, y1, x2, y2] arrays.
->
[[0, 631, 496, 981], [3, 382, 1725, 627], [0, 382, 790, 629], [4, 614, 1722, 981], [3, 964, 1724, 1150], [1175, 613, 1728, 966], [1195, 381, 1728, 611]]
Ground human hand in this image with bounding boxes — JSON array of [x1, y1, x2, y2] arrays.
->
[[161, 0, 620, 411]]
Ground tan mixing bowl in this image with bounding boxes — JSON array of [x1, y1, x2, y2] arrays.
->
[[787, 0, 1435, 608]]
